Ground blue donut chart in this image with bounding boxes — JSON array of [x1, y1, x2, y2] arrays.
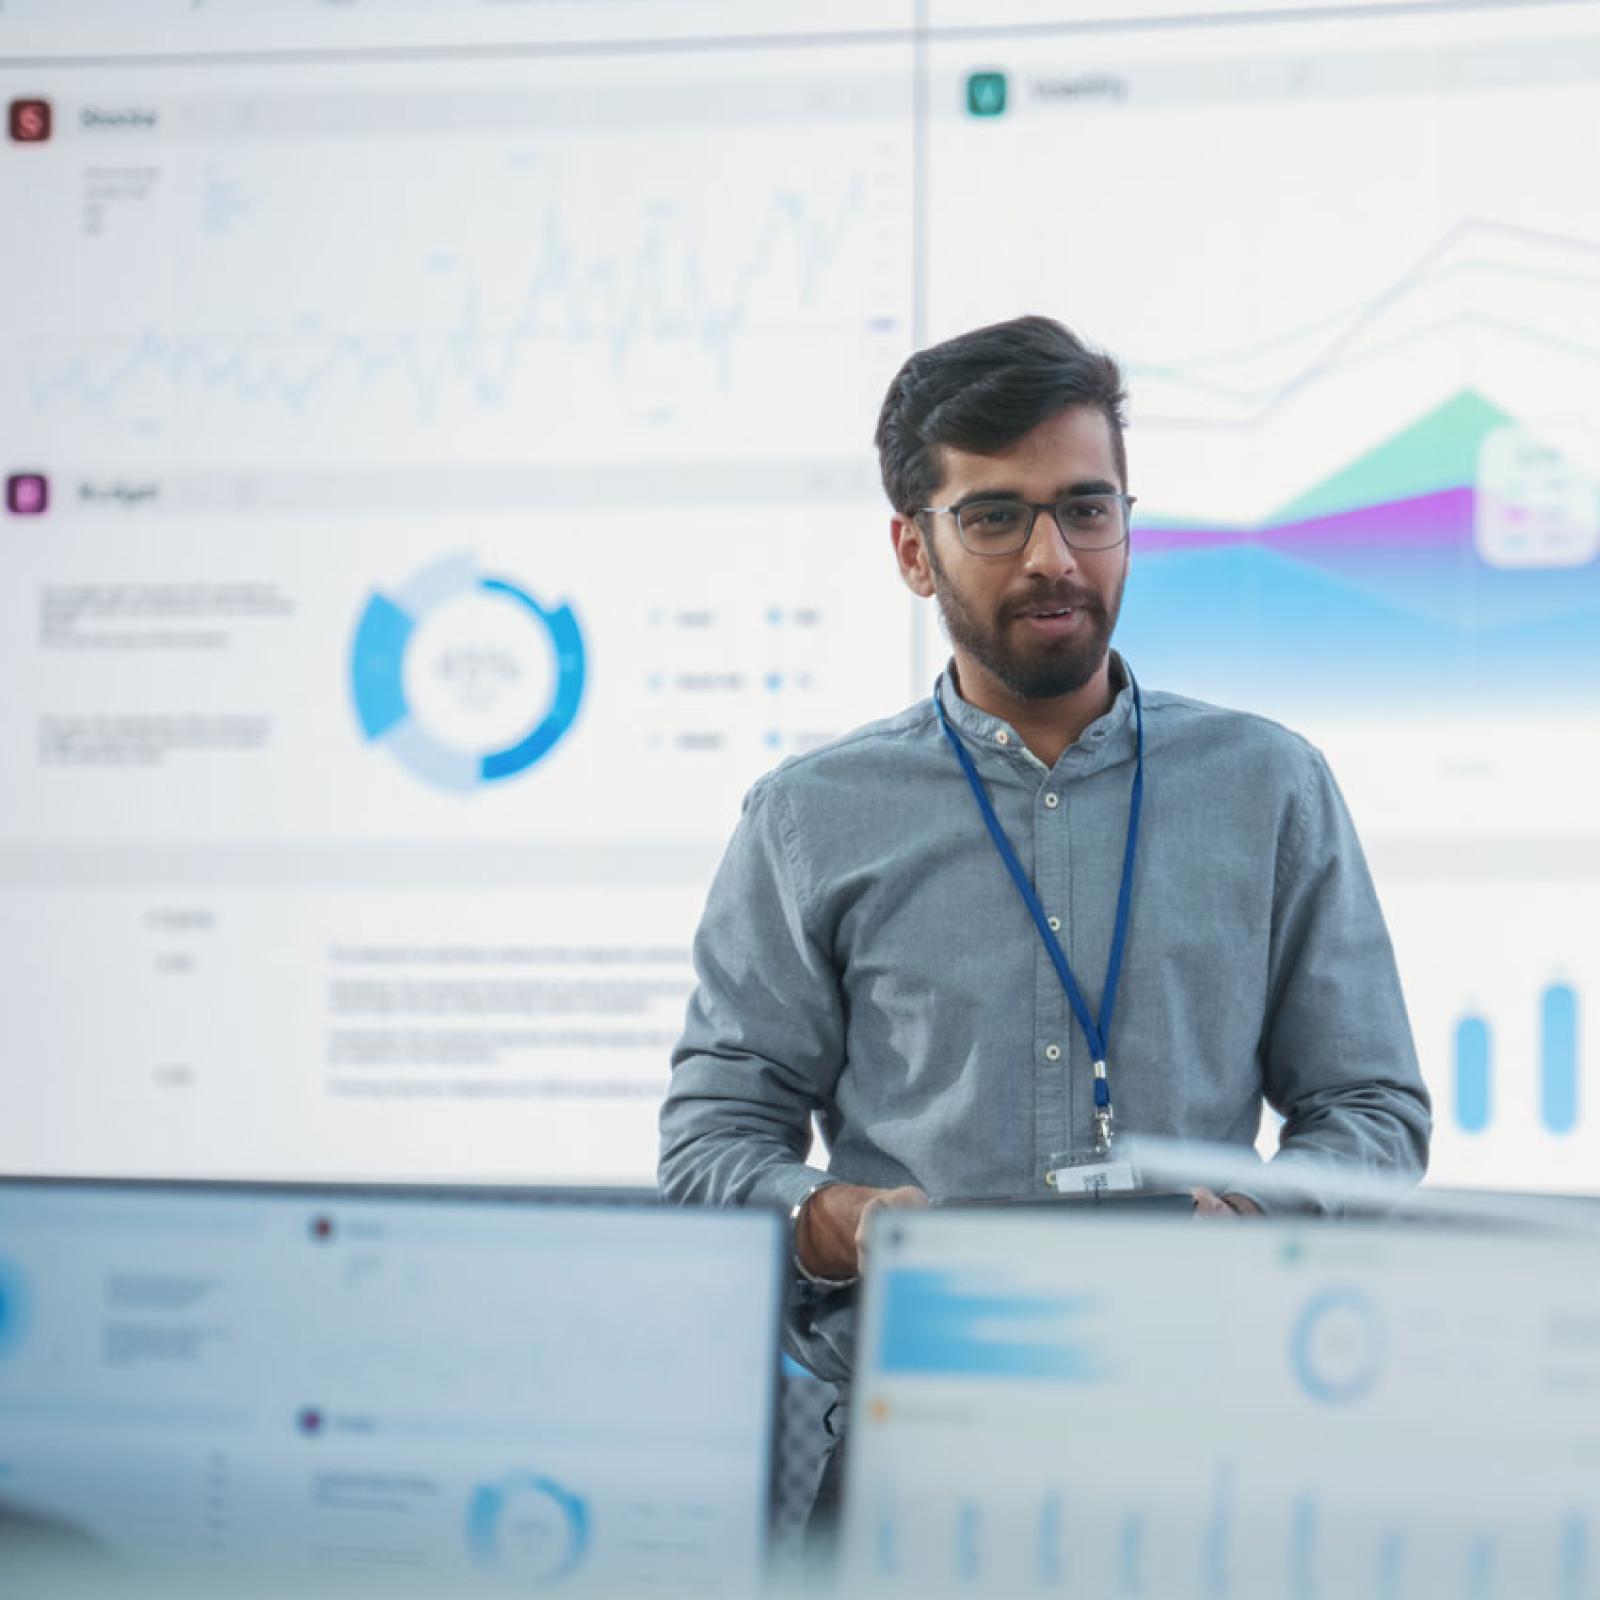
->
[[350, 555, 585, 791], [1289, 1286, 1384, 1406], [465, 1473, 590, 1583]]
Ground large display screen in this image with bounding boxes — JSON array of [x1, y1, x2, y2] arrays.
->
[[2, 1, 1595, 1190]]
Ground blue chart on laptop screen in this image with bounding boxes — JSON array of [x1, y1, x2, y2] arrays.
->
[[1, 1, 1598, 1194], [843, 1210, 1600, 1600], [0, 1184, 781, 1589]]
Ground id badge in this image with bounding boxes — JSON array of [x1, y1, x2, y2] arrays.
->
[[1045, 1148, 1139, 1197]]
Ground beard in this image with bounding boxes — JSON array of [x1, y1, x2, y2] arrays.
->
[[929, 554, 1123, 701]]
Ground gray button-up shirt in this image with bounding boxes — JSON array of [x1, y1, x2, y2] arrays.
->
[[659, 658, 1431, 1380]]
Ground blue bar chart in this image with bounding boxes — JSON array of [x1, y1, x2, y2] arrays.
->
[[862, 1469, 1593, 1599], [1380, 880, 1598, 1195], [1453, 983, 1582, 1137], [874, 1268, 1106, 1382]]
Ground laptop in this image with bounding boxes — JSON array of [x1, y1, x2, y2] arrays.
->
[[843, 1207, 1600, 1599], [0, 1180, 782, 1593]]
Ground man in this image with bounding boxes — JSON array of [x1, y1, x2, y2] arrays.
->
[[659, 316, 1431, 1390]]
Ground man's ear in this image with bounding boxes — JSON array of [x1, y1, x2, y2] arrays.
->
[[890, 514, 937, 599]]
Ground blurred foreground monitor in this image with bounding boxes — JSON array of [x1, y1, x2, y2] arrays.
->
[[0, 1180, 781, 1594], [844, 1207, 1600, 1600]]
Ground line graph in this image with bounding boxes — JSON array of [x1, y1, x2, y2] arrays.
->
[[1126, 218, 1600, 431], [21, 181, 888, 434], [1132, 255, 1600, 383]]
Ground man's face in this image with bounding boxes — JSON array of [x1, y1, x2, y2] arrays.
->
[[892, 405, 1130, 703]]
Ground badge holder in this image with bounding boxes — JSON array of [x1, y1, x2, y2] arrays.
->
[[1041, 1145, 1192, 1209], [1045, 1148, 1140, 1198], [1045, 1063, 1139, 1196]]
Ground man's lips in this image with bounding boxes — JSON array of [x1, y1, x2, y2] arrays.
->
[[1018, 608, 1087, 637], [1005, 593, 1102, 625]]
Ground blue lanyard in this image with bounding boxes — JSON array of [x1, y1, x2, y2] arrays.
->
[[934, 673, 1144, 1154]]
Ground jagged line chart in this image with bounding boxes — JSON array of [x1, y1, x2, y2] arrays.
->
[[21, 180, 878, 424]]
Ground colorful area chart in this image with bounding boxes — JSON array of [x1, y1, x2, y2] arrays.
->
[[1120, 392, 1600, 710]]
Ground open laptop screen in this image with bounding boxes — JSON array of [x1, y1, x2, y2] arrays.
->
[[844, 1210, 1600, 1600], [0, 1181, 781, 1592]]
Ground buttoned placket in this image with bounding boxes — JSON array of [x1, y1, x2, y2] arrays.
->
[[969, 718, 1073, 1194], [1031, 754, 1075, 1185], [938, 670, 1136, 1196], [1059, 720, 1123, 1168]]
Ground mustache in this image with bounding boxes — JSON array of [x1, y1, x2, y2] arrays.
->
[[1000, 583, 1106, 623]]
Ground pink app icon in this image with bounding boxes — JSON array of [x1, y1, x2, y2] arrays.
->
[[8, 99, 51, 143], [5, 474, 48, 515]]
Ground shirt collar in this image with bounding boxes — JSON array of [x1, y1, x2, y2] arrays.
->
[[933, 651, 1139, 776]]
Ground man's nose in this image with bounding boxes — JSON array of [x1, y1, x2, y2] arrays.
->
[[1022, 507, 1080, 578]]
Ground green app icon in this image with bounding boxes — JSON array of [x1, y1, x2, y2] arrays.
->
[[966, 71, 1008, 118]]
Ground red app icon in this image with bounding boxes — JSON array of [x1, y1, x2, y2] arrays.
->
[[5, 474, 48, 515], [8, 99, 51, 143]]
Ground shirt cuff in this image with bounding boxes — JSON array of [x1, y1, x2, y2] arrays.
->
[[744, 1162, 840, 1216]]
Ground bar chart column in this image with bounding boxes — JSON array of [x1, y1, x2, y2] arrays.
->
[[1540, 983, 1580, 1136], [1453, 1014, 1491, 1135]]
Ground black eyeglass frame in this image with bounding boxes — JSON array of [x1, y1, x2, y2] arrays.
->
[[916, 492, 1137, 557]]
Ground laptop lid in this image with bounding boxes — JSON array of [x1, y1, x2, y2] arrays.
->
[[0, 1180, 782, 1592], [844, 1208, 1600, 1599]]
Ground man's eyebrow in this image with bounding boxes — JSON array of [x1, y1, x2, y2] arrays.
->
[[948, 478, 1120, 505], [947, 486, 1023, 506]]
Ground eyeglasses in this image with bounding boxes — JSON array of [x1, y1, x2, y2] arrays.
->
[[918, 493, 1136, 557]]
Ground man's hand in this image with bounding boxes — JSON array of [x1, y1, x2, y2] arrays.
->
[[797, 1182, 928, 1280], [1191, 1186, 1264, 1218]]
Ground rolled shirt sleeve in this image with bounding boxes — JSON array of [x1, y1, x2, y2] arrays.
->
[[658, 778, 844, 1217], [1257, 750, 1432, 1205]]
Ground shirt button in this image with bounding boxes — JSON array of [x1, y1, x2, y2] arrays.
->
[[1045, 1043, 1062, 1062], [1047, 915, 1061, 933], [995, 730, 1010, 746], [1043, 792, 1060, 809]]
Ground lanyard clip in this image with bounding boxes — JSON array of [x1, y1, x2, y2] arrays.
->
[[1092, 1058, 1115, 1155], [1093, 1107, 1115, 1156]]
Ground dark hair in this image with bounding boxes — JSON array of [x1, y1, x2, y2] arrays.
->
[[874, 315, 1127, 515]]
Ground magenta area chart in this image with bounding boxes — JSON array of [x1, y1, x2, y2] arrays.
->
[[1117, 392, 1600, 712]]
